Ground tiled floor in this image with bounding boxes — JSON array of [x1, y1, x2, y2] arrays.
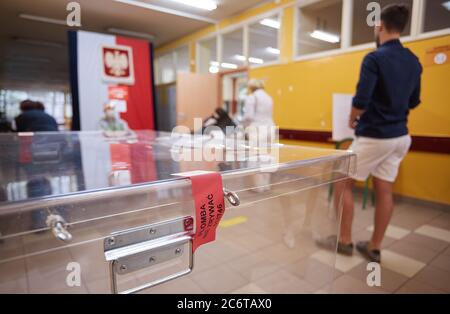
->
[[325, 197, 450, 294], [149, 191, 450, 294], [1, 189, 449, 294]]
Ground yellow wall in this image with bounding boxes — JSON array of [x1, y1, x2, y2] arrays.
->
[[253, 35, 450, 205], [156, 4, 450, 205]]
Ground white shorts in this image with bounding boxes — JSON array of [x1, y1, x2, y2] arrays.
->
[[350, 135, 412, 183]]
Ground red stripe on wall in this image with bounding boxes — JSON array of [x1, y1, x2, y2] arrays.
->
[[116, 36, 155, 130]]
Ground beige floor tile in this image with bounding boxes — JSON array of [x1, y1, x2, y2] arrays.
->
[[401, 233, 448, 253], [200, 238, 250, 263], [353, 219, 374, 232], [347, 263, 409, 293], [141, 277, 205, 294], [430, 254, 450, 273], [330, 274, 386, 294], [427, 213, 450, 231], [252, 242, 314, 267], [414, 266, 450, 292], [381, 250, 426, 278], [444, 246, 450, 256], [254, 269, 316, 293], [415, 225, 450, 243], [192, 249, 221, 273], [311, 250, 364, 273], [230, 231, 275, 253], [191, 264, 247, 294], [85, 275, 139, 294], [396, 279, 446, 294], [226, 251, 280, 281], [231, 283, 268, 294], [390, 208, 442, 230], [388, 240, 440, 263], [284, 257, 342, 290], [366, 224, 410, 240]]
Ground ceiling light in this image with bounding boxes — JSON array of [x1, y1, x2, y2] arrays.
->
[[310, 30, 340, 43], [235, 55, 264, 64], [107, 28, 156, 41], [442, 1, 450, 11], [260, 18, 280, 29], [19, 13, 67, 26], [209, 66, 219, 74], [266, 47, 280, 55], [210, 61, 220, 67], [168, 0, 217, 11], [114, 0, 218, 24], [248, 57, 264, 64], [221, 62, 238, 69]]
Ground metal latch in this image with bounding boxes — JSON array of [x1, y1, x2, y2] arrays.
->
[[46, 214, 72, 243], [104, 216, 194, 294]]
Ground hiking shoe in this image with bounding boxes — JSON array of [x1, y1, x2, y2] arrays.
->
[[316, 235, 354, 256], [356, 241, 381, 263]]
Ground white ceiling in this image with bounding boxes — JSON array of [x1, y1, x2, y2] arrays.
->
[[0, 0, 271, 91]]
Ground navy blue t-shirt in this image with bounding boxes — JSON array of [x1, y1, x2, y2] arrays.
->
[[352, 39, 422, 139], [15, 110, 58, 132]]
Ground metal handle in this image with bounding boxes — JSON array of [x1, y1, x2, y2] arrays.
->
[[46, 214, 72, 243]]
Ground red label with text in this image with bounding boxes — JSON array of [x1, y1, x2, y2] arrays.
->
[[187, 172, 225, 252]]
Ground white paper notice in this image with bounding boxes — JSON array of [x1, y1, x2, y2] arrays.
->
[[332, 94, 355, 141]]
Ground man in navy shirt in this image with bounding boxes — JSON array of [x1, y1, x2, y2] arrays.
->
[[323, 4, 422, 263]]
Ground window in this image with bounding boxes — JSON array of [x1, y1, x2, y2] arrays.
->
[[423, 0, 450, 33], [1, 89, 71, 128], [222, 28, 245, 69], [155, 46, 190, 84], [198, 37, 217, 74], [174, 46, 190, 74], [156, 52, 175, 84], [352, 0, 413, 46], [297, 0, 343, 56], [249, 15, 280, 65]]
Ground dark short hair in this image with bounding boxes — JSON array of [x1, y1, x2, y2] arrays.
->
[[19, 100, 45, 112], [34, 101, 45, 111], [381, 4, 410, 33], [20, 100, 36, 112]]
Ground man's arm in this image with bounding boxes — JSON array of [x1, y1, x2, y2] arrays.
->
[[409, 64, 423, 110], [350, 54, 379, 128], [349, 107, 365, 130]]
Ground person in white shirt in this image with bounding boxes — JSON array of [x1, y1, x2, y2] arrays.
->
[[242, 79, 276, 193], [242, 79, 275, 146]]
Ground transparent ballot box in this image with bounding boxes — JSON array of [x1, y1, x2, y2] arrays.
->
[[0, 131, 355, 294]]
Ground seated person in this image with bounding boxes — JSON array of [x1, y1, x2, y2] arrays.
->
[[99, 102, 130, 132], [14, 100, 58, 132]]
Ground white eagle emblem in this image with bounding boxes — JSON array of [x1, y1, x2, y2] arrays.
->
[[101, 45, 135, 85], [104, 50, 129, 77]]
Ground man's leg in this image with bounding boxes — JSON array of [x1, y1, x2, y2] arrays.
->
[[334, 178, 355, 245], [370, 176, 395, 250]]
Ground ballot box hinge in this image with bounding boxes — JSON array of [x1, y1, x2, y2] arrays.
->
[[104, 216, 194, 294]]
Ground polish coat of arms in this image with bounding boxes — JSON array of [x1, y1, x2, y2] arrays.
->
[[101, 45, 135, 85]]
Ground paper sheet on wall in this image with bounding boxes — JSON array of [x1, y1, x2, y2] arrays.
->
[[332, 94, 355, 142]]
